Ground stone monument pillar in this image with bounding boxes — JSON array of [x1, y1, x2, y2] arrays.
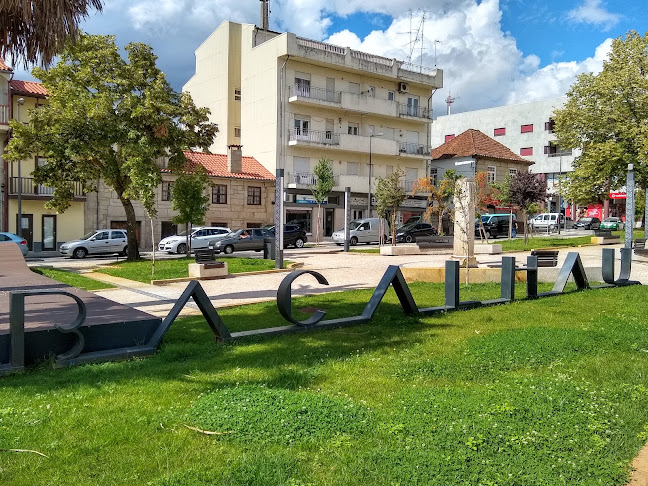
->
[[453, 178, 478, 267]]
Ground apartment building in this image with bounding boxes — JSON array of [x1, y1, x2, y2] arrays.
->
[[0, 64, 87, 252], [431, 97, 581, 215], [184, 21, 443, 235]]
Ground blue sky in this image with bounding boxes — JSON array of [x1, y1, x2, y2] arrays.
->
[[10, 0, 647, 116]]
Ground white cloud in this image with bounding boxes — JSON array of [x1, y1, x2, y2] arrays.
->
[[567, 0, 621, 31]]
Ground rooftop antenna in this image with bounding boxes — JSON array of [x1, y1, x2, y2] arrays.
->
[[446, 91, 459, 115], [259, 0, 269, 30], [401, 10, 427, 66], [434, 39, 441, 67]]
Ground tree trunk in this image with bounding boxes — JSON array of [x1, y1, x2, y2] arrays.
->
[[119, 196, 140, 261], [523, 210, 528, 245], [645, 187, 648, 238], [391, 210, 397, 246], [316, 204, 322, 245]]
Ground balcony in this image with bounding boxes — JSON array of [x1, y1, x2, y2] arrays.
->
[[288, 85, 341, 105], [339, 92, 400, 118], [8, 177, 86, 198], [0, 104, 9, 127], [288, 129, 340, 146], [398, 103, 432, 120], [287, 171, 339, 188], [398, 142, 431, 158]]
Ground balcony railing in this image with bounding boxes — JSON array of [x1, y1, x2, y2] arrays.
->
[[289, 85, 341, 103], [398, 103, 431, 119], [400, 180, 416, 192], [398, 142, 431, 156], [288, 171, 339, 186], [547, 150, 573, 157], [289, 128, 340, 145], [0, 104, 8, 124], [9, 177, 85, 197]]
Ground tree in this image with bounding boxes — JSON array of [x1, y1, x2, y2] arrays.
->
[[474, 171, 502, 242], [0, 0, 103, 67], [6, 34, 218, 261], [506, 172, 547, 244], [553, 30, 648, 222], [171, 165, 210, 254], [375, 167, 406, 245], [412, 169, 461, 235], [309, 158, 335, 245]]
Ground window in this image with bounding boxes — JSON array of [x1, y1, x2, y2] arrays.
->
[[211, 222, 228, 228], [347, 162, 358, 175], [406, 95, 419, 116], [430, 167, 438, 186], [247, 186, 261, 205], [161, 182, 173, 201], [348, 122, 359, 136], [368, 86, 375, 97], [387, 90, 395, 101], [212, 184, 227, 204], [234, 127, 241, 137], [487, 166, 496, 183], [325, 119, 334, 141], [111, 230, 127, 239], [545, 119, 555, 132], [509, 168, 518, 177], [494, 127, 506, 136], [295, 73, 310, 97], [234, 88, 241, 101], [445, 134, 455, 142], [294, 116, 310, 138], [520, 147, 533, 156], [521, 124, 533, 133]]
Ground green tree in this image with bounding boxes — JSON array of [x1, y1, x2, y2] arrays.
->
[[6, 34, 218, 260], [171, 165, 211, 254], [376, 167, 406, 245], [310, 158, 335, 245], [0, 0, 103, 67], [553, 30, 648, 224], [412, 169, 461, 235], [507, 172, 547, 244]]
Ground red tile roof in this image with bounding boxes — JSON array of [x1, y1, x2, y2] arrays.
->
[[432, 129, 533, 165], [0, 59, 12, 72], [10, 79, 48, 97], [183, 151, 275, 181]]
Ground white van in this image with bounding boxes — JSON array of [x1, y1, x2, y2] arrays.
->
[[332, 218, 389, 245], [529, 213, 571, 231]]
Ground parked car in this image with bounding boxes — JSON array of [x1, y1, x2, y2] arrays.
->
[[60, 229, 128, 259], [529, 213, 570, 232], [332, 218, 389, 245], [475, 213, 516, 239], [394, 222, 437, 243], [212, 228, 273, 254], [158, 226, 231, 254], [263, 224, 307, 248], [600, 217, 624, 231], [0, 231, 28, 256], [573, 217, 601, 230]]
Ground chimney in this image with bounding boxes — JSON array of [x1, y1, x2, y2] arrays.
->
[[228, 145, 243, 173], [259, 0, 269, 31]]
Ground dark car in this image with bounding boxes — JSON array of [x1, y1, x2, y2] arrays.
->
[[475, 214, 515, 239], [265, 224, 308, 248], [394, 222, 437, 243], [211, 228, 273, 254], [573, 217, 601, 230]]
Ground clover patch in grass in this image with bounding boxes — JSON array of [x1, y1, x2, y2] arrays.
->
[[187, 384, 373, 444]]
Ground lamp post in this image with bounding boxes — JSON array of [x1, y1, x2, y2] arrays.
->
[[16, 97, 24, 238], [368, 132, 383, 218], [557, 153, 562, 235]]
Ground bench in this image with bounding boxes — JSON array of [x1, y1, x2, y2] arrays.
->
[[634, 238, 648, 256], [530, 250, 559, 267], [594, 230, 612, 237], [194, 248, 225, 269], [416, 235, 453, 249]]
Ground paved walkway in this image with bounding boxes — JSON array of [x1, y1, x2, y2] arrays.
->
[[30, 242, 648, 319]]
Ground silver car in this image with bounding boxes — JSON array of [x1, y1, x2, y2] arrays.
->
[[158, 226, 231, 254], [60, 229, 128, 259]]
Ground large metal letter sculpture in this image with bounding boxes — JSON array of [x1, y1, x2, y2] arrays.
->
[[277, 270, 329, 326], [149, 281, 232, 347], [7, 290, 87, 370], [601, 248, 639, 287], [539, 252, 589, 297]]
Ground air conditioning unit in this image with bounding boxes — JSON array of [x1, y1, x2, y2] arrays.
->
[[398, 82, 409, 93]]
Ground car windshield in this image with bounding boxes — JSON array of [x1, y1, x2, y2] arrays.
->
[[397, 222, 417, 231], [579, 218, 593, 222], [603, 218, 619, 222], [80, 232, 97, 240]]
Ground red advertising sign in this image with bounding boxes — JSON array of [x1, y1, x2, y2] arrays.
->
[[587, 204, 603, 219], [609, 192, 627, 199]]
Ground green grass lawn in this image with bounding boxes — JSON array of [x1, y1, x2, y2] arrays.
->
[[30, 267, 115, 291], [94, 257, 289, 283], [2, 282, 648, 485]]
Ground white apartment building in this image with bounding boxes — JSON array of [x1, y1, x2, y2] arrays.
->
[[430, 97, 579, 214], [184, 21, 443, 235]]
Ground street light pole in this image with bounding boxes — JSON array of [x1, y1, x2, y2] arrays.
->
[[368, 132, 383, 218], [557, 154, 562, 235], [16, 97, 24, 239]]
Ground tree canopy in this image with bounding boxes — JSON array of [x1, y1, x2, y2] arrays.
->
[[553, 30, 648, 205], [310, 158, 335, 244], [0, 0, 103, 67], [171, 165, 210, 253], [412, 169, 462, 235], [506, 172, 547, 243], [375, 167, 406, 245], [6, 34, 218, 260]]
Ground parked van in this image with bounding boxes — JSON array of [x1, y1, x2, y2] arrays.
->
[[475, 213, 516, 239], [332, 218, 389, 245], [529, 213, 571, 231]]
